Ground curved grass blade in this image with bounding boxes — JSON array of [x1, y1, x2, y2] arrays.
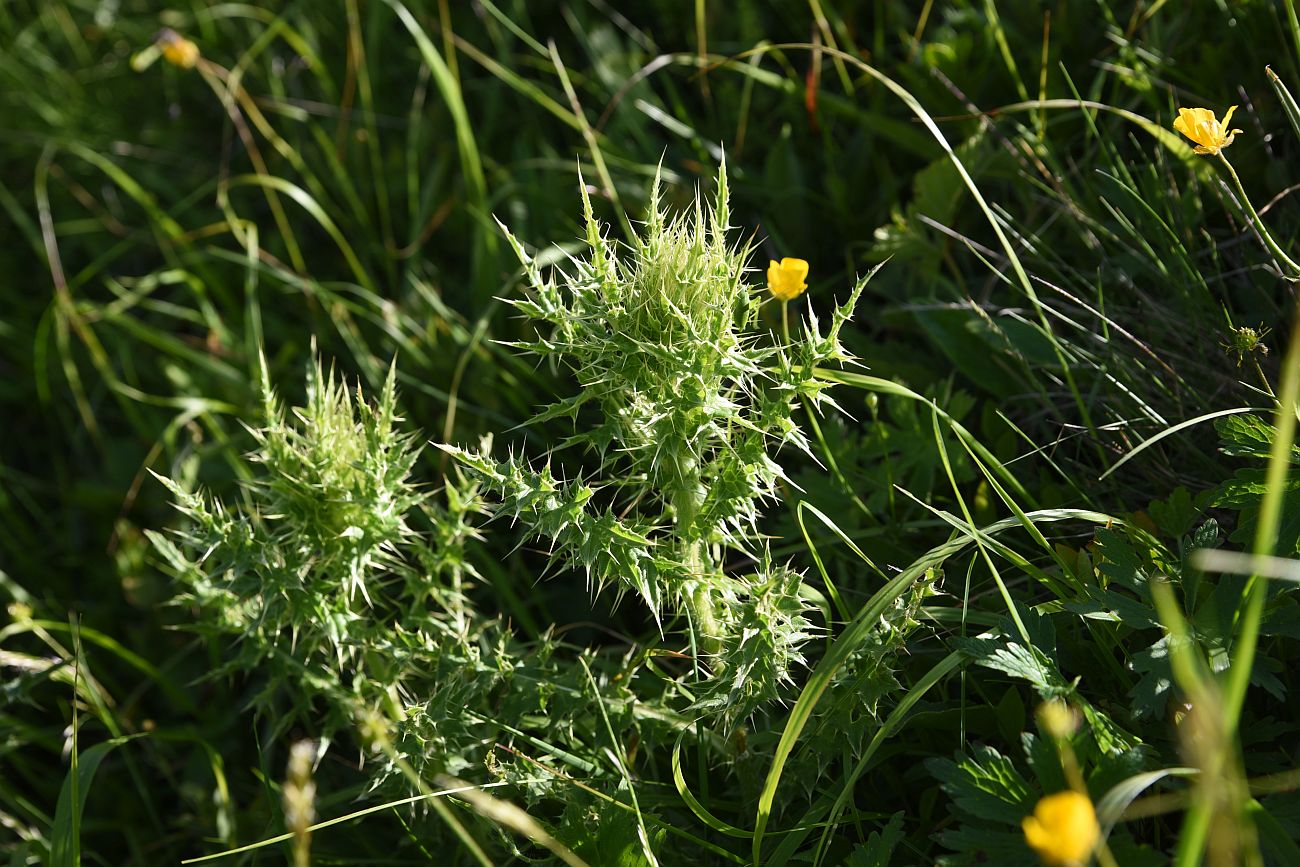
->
[[50, 737, 143, 867], [1098, 407, 1259, 481], [1095, 767, 1195, 839], [225, 174, 373, 293], [381, 0, 496, 292], [809, 650, 965, 865]]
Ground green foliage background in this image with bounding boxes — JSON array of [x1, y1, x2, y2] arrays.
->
[[4, 1, 1300, 864]]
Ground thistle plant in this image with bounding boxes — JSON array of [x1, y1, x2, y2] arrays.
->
[[442, 166, 868, 720], [148, 359, 482, 730], [147, 358, 651, 819]]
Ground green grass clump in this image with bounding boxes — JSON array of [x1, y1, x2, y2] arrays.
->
[[6, 1, 1300, 865]]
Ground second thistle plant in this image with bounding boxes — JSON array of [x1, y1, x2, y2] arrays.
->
[[442, 166, 870, 720]]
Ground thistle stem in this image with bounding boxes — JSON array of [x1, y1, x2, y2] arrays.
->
[[669, 451, 721, 657]]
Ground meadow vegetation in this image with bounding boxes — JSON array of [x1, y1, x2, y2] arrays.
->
[[4, 1, 1300, 864]]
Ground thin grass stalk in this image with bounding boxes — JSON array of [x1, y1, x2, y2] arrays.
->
[[1216, 154, 1300, 279], [1286, 0, 1300, 74]]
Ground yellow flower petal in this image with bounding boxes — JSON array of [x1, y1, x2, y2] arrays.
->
[[1172, 107, 1204, 140], [1172, 105, 1241, 155], [160, 31, 200, 70], [767, 257, 809, 302], [780, 257, 809, 283], [1022, 791, 1099, 865]]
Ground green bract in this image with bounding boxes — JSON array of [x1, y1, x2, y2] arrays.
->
[[442, 165, 870, 721]]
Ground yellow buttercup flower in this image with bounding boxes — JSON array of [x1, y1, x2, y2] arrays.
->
[[767, 257, 809, 302], [160, 30, 200, 70], [1022, 791, 1099, 865], [1172, 105, 1242, 155]]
